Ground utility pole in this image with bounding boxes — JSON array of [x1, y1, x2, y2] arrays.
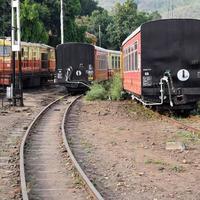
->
[[99, 25, 101, 47], [11, 0, 23, 106], [60, 0, 64, 44]]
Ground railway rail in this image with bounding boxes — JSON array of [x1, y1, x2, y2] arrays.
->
[[160, 113, 200, 136], [20, 95, 104, 200], [62, 97, 104, 200]]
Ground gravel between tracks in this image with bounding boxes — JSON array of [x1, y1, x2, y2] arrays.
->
[[67, 99, 200, 200]]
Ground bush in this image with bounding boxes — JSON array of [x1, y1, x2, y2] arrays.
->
[[85, 73, 123, 101], [85, 83, 107, 101], [110, 73, 122, 100]]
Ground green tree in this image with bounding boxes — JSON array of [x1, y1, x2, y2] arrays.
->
[[80, 0, 102, 16], [0, 0, 11, 37], [107, 0, 161, 49], [149, 11, 161, 20], [21, 0, 49, 43], [88, 9, 113, 48], [107, 0, 138, 49], [22, 0, 86, 45], [0, 0, 100, 45], [63, 0, 82, 42]]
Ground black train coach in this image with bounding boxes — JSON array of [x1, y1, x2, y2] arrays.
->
[[55, 43, 95, 92], [122, 19, 200, 112]]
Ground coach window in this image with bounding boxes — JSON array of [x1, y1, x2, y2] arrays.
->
[[128, 49, 130, 70], [124, 50, 126, 71], [24, 49, 28, 59], [98, 54, 101, 69], [99, 54, 107, 70], [123, 51, 125, 70], [98, 55, 101, 69], [126, 48, 129, 71], [131, 41, 138, 71], [134, 41, 138, 70], [101, 55, 104, 69], [130, 46, 133, 71], [0, 46, 11, 57], [124, 48, 128, 71], [33, 51, 37, 60], [0, 46, 3, 56], [112, 56, 115, 69], [117, 56, 119, 69], [41, 53, 48, 68], [104, 55, 108, 69], [100, 55, 103, 69], [126, 49, 128, 71], [21, 48, 24, 57], [115, 56, 117, 69], [128, 47, 131, 70], [128, 47, 131, 71], [118, 57, 120, 69]]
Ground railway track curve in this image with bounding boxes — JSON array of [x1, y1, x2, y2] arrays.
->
[[62, 97, 104, 200], [20, 95, 104, 200]]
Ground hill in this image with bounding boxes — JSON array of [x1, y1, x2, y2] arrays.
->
[[98, 0, 200, 19]]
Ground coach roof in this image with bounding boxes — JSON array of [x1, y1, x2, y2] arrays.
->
[[122, 26, 141, 46]]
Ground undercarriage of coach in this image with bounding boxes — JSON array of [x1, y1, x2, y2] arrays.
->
[[132, 71, 200, 113], [56, 64, 94, 93]]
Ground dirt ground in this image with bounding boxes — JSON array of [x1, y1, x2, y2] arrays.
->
[[0, 86, 65, 200], [1, 89, 200, 200], [68, 99, 200, 200]]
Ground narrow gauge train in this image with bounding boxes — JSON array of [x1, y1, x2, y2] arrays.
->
[[55, 42, 120, 92], [0, 38, 55, 87], [122, 19, 200, 111]]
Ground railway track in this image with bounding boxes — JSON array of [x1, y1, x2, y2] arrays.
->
[[160, 113, 200, 136], [62, 97, 104, 200], [20, 95, 104, 200]]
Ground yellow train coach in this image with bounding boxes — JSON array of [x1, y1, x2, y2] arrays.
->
[[107, 49, 121, 78], [0, 38, 55, 87]]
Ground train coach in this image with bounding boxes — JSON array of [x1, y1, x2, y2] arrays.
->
[[107, 49, 121, 77], [55, 42, 120, 92], [122, 19, 200, 111], [0, 38, 55, 87]]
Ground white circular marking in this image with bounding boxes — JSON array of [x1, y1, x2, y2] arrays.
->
[[76, 70, 82, 76], [177, 69, 190, 81]]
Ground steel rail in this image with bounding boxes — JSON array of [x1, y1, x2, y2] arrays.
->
[[20, 95, 68, 200], [61, 95, 104, 200], [160, 114, 200, 135]]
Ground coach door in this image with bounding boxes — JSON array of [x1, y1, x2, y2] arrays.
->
[[41, 51, 49, 71]]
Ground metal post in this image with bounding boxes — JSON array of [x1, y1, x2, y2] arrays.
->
[[12, 0, 21, 52], [60, 0, 64, 44], [99, 25, 101, 47], [12, 0, 22, 106], [18, 51, 23, 106], [12, 51, 16, 106]]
